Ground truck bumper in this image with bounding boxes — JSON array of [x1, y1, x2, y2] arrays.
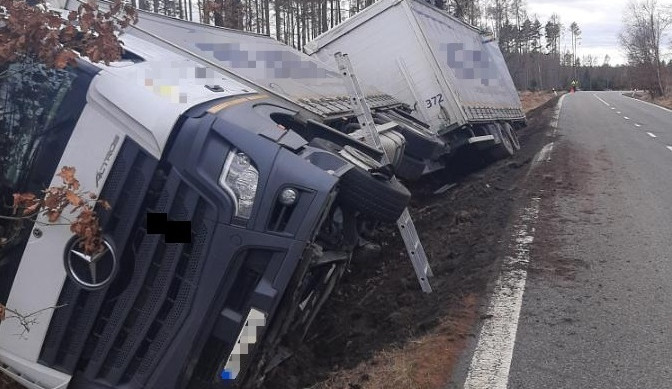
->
[[0, 349, 70, 389], [467, 134, 496, 150]]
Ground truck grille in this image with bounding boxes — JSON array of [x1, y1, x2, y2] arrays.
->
[[39, 138, 214, 387]]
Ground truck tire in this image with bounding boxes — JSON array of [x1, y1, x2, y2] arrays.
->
[[488, 123, 515, 160], [308, 138, 411, 223], [339, 165, 410, 223], [503, 122, 520, 151]]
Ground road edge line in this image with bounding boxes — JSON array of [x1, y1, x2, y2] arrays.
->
[[462, 196, 541, 389], [461, 95, 563, 389], [623, 93, 672, 114]]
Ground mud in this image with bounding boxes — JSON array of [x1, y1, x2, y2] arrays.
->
[[263, 98, 560, 389]]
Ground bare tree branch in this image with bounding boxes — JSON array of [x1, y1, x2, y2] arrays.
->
[[0, 303, 67, 339]]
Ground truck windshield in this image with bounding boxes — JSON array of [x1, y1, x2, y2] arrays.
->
[[1, 58, 76, 193], [0, 56, 91, 303]]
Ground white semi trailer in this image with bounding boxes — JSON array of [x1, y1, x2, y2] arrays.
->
[[305, 0, 526, 171], [57, 0, 440, 180]]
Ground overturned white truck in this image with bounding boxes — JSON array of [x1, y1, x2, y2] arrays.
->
[[305, 0, 526, 171], [58, 0, 436, 181], [0, 3, 421, 389]]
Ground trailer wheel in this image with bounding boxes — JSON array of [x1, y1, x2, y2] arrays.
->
[[309, 138, 411, 223], [503, 122, 520, 151], [488, 123, 515, 160]]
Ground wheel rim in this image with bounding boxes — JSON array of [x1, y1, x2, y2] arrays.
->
[[504, 123, 520, 150], [498, 125, 514, 154]]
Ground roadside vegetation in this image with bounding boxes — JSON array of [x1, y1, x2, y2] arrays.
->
[[619, 0, 672, 109]]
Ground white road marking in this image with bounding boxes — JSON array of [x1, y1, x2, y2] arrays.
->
[[464, 197, 541, 389], [627, 95, 672, 113], [610, 107, 615, 110], [617, 111, 622, 114], [667, 146, 672, 152], [624, 116, 630, 120], [466, 96, 561, 388], [549, 94, 566, 137], [593, 94, 610, 106], [635, 124, 641, 127], [647, 132, 657, 138], [535, 142, 554, 164]]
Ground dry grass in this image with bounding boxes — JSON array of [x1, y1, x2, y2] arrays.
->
[[624, 90, 672, 110], [653, 95, 672, 110], [518, 90, 558, 114], [311, 294, 479, 389]]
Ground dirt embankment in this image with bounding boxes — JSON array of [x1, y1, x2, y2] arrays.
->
[[264, 98, 560, 389], [519, 90, 559, 114]]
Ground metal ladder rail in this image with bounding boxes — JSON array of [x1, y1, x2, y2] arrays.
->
[[334, 52, 433, 293]]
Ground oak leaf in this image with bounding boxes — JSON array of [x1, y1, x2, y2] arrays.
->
[[43, 190, 63, 210], [57, 166, 80, 190], [12, 192, 38, 214], [46, 210, 62, 222], [22, 202, 40, 216], [54, 50, 77, 69], [65, 190, 84, 207]]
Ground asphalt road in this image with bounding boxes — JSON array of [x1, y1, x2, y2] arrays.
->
[[506, 92, 672, 388]]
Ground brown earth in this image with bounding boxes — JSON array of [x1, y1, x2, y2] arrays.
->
[[263, 98, 559, 389], [519, 90, 559, 113], [0, 373, 21, 389]]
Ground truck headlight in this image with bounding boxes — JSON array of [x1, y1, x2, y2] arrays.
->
[[219, 150, 259, 219]]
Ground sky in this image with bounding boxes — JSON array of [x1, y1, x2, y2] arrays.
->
[[526, 0, 671, 66]]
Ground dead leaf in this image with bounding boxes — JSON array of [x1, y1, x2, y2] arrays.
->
[[12, 192, 37, 213], [22, 202, 40, 215], [47, 210, 61, 222], [65, 190, 84, 207], [57, 166, 80, 190], [54, 50, 77, 69], [43, 190, 63, 210]]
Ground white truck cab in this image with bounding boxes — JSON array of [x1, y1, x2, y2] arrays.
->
[[0, 15, 410, 389]]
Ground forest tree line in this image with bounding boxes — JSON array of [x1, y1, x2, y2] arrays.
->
[[126, 0, 672, 94]]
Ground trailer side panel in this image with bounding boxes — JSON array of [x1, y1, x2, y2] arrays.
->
[[305, 0, 467, 132], [408, 0, 523, 122]]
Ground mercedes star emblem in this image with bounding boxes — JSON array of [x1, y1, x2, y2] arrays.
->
[[64, 237, 118, 290]]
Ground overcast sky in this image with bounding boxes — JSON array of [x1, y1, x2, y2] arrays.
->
[[526, 0, 671, 66]]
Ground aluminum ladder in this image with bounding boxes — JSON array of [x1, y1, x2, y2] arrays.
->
[[335, 52, 433, 293]]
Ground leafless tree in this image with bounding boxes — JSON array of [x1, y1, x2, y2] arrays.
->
[[619, 0, 672, 96], [569, 21, 580, 80]]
